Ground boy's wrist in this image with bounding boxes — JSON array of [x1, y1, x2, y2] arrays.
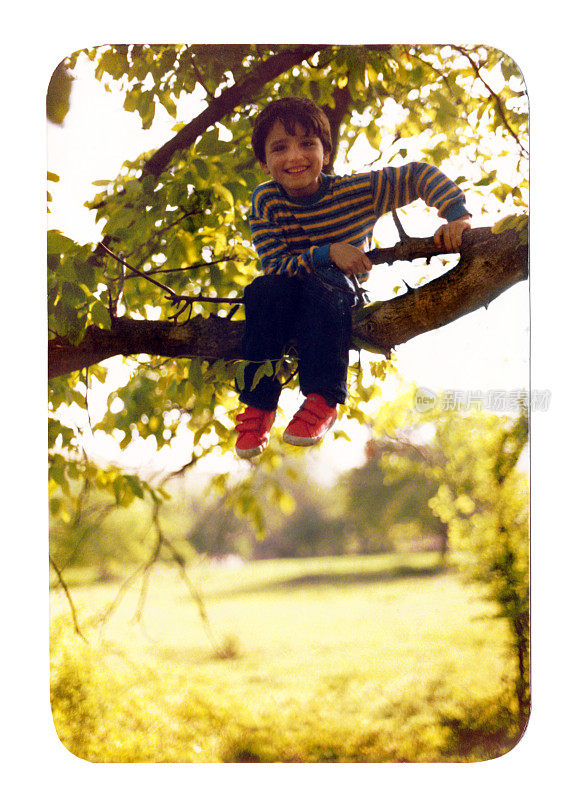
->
[[311, 244, 332, 269], [444, 202, 470, 222]]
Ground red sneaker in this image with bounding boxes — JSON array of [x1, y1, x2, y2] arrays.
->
[[283, 394, 337, 447], [235, 406, 276, 459]]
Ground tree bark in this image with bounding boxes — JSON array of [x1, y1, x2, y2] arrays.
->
[[321, 84, 353, 173], [352, 224, 528, 357], [48, 224, 528, 380]]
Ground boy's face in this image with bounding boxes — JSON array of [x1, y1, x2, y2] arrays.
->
[[260, 120, 330, 197]]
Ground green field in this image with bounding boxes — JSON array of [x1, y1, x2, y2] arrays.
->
[[50, 552, 524, 763]]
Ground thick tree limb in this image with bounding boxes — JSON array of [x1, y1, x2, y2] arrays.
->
[[48, 224, 527, 379], [352, 225, 528, 356], [49, 313, 246, 379]]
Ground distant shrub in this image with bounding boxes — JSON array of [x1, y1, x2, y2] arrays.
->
[[50, 621, 104, 761], [437, 691, 527, 761]]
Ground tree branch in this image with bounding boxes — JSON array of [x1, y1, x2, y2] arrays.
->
[[321, 84, 353, 172], [352, 225, 528, 357], [143, 45, 324, 177], [49, 555, 87, 640], [48, 223, 527, 379]]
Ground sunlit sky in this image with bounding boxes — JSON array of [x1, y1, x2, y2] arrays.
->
[[47, 49, 530, 478]]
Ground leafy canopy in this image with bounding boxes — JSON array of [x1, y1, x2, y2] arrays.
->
[[48, 44, 528, 517]]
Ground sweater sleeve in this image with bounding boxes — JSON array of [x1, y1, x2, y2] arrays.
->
[[372, 162, 469, 221], [249, 188, 329, 276], [249, 213, 329, 276]]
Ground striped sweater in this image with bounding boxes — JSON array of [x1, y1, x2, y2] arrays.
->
[[249, 163, 469, 277]]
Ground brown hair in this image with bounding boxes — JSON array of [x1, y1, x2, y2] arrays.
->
[[251, 97, 332, 163]]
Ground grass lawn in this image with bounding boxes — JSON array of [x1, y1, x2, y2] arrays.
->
[[50, 552, 524, 762]]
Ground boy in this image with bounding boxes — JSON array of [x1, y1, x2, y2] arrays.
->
[[235, 96, 471, 458]]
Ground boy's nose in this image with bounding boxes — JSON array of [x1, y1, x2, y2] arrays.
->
[[286, 144, 305, 161]]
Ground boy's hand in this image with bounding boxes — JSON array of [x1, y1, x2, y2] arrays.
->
[[329, 242, 373, 276], [434, 215, 472, 252]]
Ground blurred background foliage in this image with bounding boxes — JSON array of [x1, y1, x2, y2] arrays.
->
[[50, 388, 530, 756]]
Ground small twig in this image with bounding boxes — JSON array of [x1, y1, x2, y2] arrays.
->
[[392, 208, 411, 243], [99, 242, 245, 318], [140, 256, 233, 276], [162, 533, 220, 650], [168, 299, 194, 323], [123, 208, 204, 260], [169, 292, 244, 307], [192, 62, 214, 100], [93, 484, 224, 656], [97, 562, 146, 625], [98, 242, 177, 296], [453, 45, 528, 157], [107, 282, 117, 322], [409, 50, 457, 99], [366, 232, 463, 265], [83, 368, 96, 432], [133, 530, 162, 623], [60, 501, 118, 571], [167, 291, 244, 323], [160, 453, 200, 484], [49, 555, 87, 641]]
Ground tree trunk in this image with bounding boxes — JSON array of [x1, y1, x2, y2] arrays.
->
[[48, 223, 527, 379], [514, 613, 531, 727]]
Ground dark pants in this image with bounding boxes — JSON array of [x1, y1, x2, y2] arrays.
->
[[238, 265, 355, 411]]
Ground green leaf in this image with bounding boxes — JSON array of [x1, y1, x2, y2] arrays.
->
[[159, 92, 177, 118], [474, 169, 498, 187], [197, 130, 234, 157], [123, 90, 138, 113], [124, 474, 144, 500], [189, 358, 204, 391], [250, 359, 273, 391], [137, 90, 156, 129], [47, 230, 75, 255], [491, 213, 528, 245], [89, 300, 112, 329], [422, 142, 450, 166], [491, 214, 526, 235], [235, 360, 247, 391], [250, 364, 265, 392], [193, 159, 209, 180]]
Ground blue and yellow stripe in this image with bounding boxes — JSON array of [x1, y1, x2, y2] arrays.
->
[[249, 162, 468, 277]]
